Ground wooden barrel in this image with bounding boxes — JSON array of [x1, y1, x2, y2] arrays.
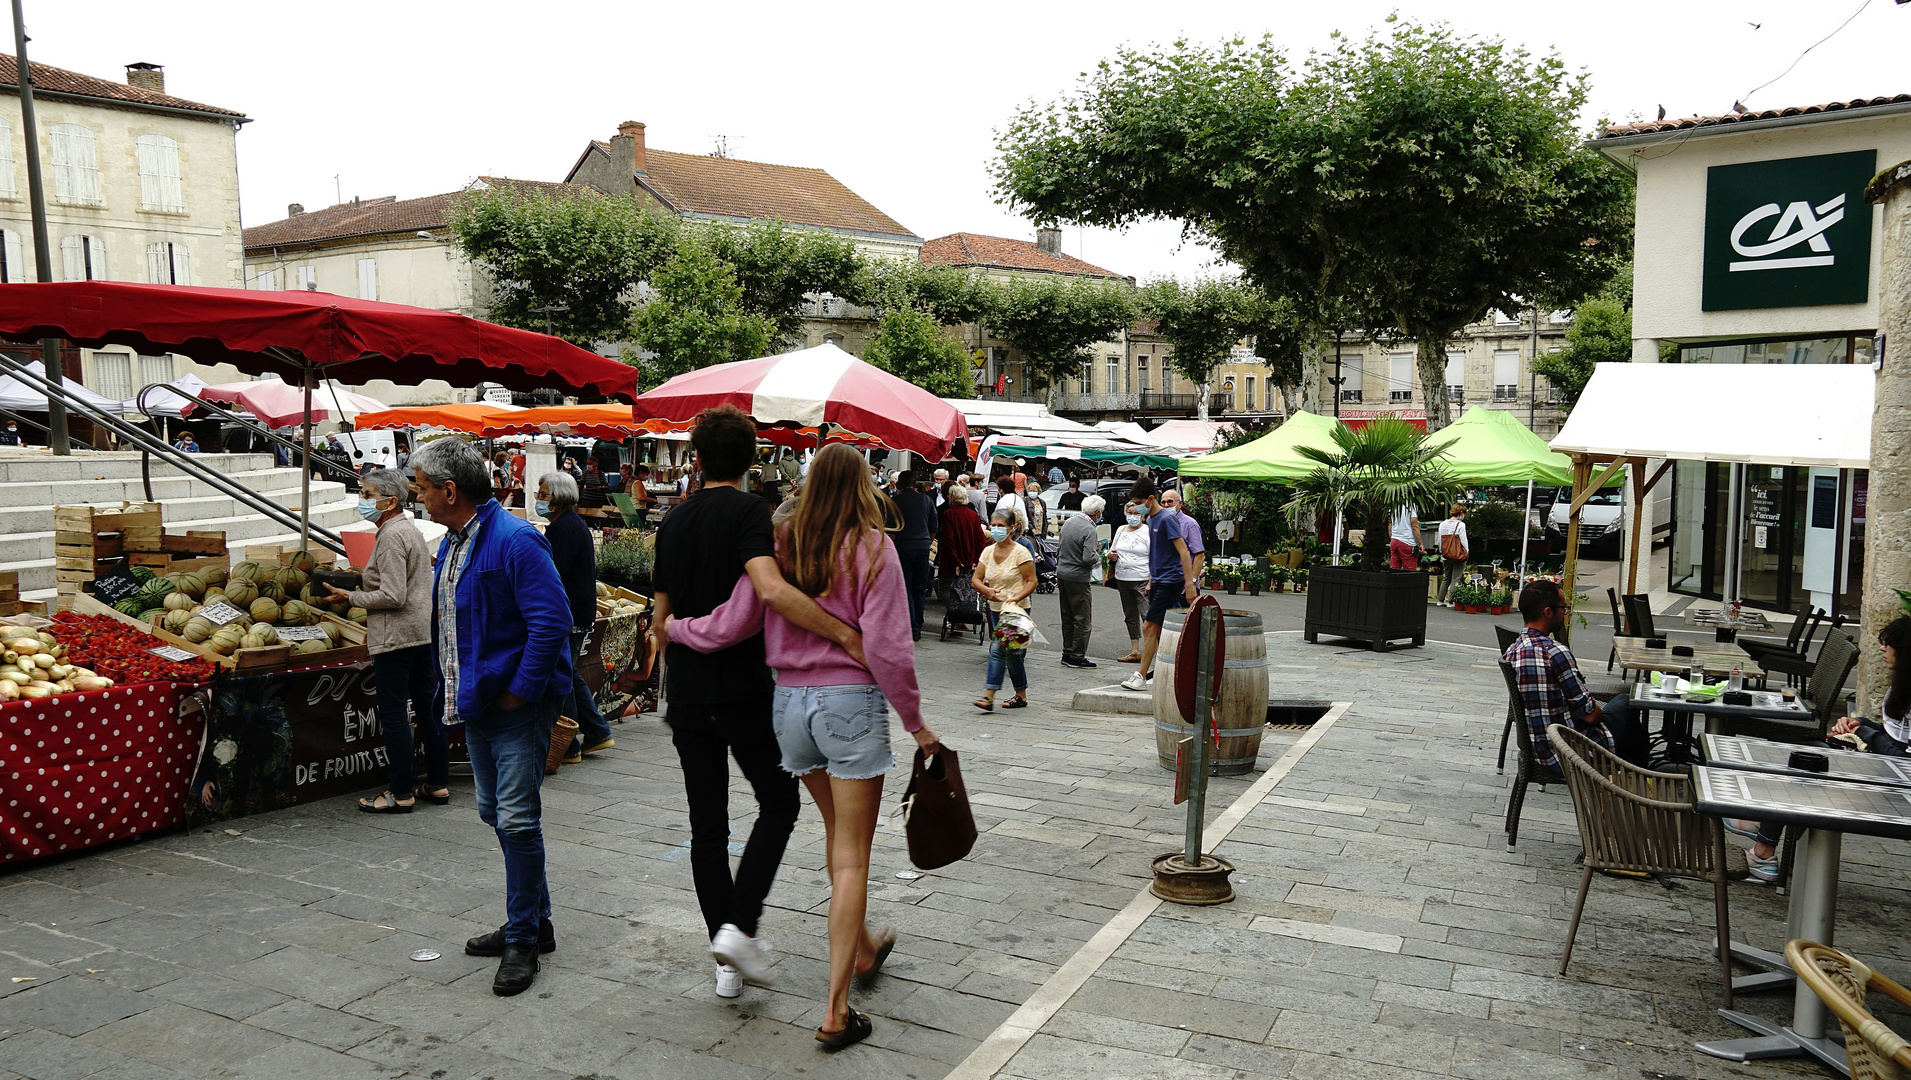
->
[[1153, 608, 1268, 774]]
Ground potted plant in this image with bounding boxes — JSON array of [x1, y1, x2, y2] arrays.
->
[[1489, 587, 1512, 616], [1287, 418, 1457, 651], [1242, 564, 1268, 597], [1290, 567, 1308, 594], [1269, 565, 1290, 593], [1215, 563, 1241, 595]]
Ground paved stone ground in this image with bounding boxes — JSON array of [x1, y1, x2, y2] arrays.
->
[[0, 596, 1901, 1080]]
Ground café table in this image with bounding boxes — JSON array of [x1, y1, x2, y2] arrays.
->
[[1691, 765, 1911, 1075], [1630, 683, 1809, 765], [1685, 607, 1775, 642], [1614, 638, 1762, 683]]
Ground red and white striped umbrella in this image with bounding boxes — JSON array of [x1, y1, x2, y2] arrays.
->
[[630, 342, 968, 460]]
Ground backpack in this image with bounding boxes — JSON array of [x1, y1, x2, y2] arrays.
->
[[1440, 528, 1467, 561]]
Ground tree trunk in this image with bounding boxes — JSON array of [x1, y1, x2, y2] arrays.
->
[[1196, 380, 1210, 422], [1278, 380, 1301, 420], [1361, 503, 1390, 572], [1417, 335, 1452, 430], [1300, 338, 1326, 415]]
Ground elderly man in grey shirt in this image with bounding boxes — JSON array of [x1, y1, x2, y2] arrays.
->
[[1056, 495, 1106, 669]]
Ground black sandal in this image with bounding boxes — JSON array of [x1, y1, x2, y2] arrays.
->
[[973, 698, 994, 712], [357, 792, 414, 814], [418, 789, 451, 806], [1002, 697, 1029, 709], [856, 929, 896, 985], [815, 1009, 872, 1050]]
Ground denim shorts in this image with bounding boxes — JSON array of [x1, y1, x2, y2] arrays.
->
[[772, 684, 895, 780]]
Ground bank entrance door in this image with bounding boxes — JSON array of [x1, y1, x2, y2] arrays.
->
[[1670, 463, 1857, 615]]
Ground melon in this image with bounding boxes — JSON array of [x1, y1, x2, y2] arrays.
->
[[129, 565, 156, 583], [321, 621, 345, 645], [163, 591, 196, 612], [289, 550, 318, 574], [281, 600, 314, 626], [140, 577, 177, 602], [177, 572, 207, 600], [294, 639, 328, 655], [162, 608, 192, 632], [249, 598, 281, 624], [248, 624, 279, 646], [257, 581, 286, 604], [181, 616, 214, 644], [207, 629, 243, 656], [142, 609, 166, 627], [223, 581, 258, 608], [201, 566, 228, 588], [271, 567, 307, 593], [229, 561, 262, 583], [113, 598, 146, 617], [347, 607, 368, 625]]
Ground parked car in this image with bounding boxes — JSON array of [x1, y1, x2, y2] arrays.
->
[[1547, 486, 1624, 552]]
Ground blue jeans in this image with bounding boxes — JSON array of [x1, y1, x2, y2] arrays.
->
[[374, 644, 449, 799], [568, 630, 612, 749], [464, 697, 557, 946], [986, 641, 1027, 694], [897, 545, 933, 637]]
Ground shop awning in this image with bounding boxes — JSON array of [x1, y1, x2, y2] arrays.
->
[[949, 399, 1101, 439], [1177, 411, 1342, 482], [1551, 362, 1874, 469]]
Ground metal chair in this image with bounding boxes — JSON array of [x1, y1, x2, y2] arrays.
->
[[1549, 724, 1733, 1008], [1731, 630, 1856, 746], [1737, 602, 1814, 668], [1495, 625, 1521, 773], [1621, 594, 1657, 641], [1787, 940, 1911, 1079], [1498, 660, 1558, 848], [1606, 588, 1627, 671], [1761, 611, 1844, 688]]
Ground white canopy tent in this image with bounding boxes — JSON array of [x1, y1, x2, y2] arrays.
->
[[0, 360, 132, 416], [1550, 361, 1875, 611], [116, 373, 211, 419]]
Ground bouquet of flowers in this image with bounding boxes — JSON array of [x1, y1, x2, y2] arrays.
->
[[993, 609, 1035, 651]]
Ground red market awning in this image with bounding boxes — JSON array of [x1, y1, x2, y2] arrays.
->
[[629, 342, 967, 460], [0, 282, 637, 399]]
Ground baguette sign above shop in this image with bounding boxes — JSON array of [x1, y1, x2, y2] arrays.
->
[[1703, 150, 1876, 311]]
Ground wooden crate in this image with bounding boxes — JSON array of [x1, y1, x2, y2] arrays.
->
[[128, 552, 173, 569], [165, 555, 230, 577], [160, 531, 227, 556], [54, 503, 160, 535], [121, 525, 163, 553], [0, 599, 46, 617]]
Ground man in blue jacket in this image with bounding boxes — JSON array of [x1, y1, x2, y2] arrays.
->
[[410, 436, 573, 997]]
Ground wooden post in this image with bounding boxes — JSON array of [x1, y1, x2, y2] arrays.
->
[[1561, 455, 1590, 646], [1625, 457, 1646, 598]]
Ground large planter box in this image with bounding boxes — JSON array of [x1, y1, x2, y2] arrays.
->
[[1303, 565, 1429, 652]]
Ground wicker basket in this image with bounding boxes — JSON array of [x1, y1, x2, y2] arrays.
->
[[545, 716, 579, 775]]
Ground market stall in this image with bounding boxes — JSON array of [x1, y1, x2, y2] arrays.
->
[[1177, 410, 1343, 482]]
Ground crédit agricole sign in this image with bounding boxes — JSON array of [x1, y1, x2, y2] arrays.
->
[[1702, 149, 1875, 311]]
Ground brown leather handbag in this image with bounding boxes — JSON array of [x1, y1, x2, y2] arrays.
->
[[899, 746, 977, 870]]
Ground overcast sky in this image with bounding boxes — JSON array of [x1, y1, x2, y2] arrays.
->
[[23, 0, 1909, 282]]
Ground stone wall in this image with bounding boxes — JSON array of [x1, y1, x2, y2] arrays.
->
[[1859, 158, 1911, 715]]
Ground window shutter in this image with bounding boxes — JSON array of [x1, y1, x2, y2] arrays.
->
[[158, 139, 183, 211], [136, 136, 161, 209], [146, 242, 166, 284], [169, 243, 191, 286], [297, 265, 317, 291], [0, 229, 19, 284], [50, 126, 102, 206], [49, 126, 72, 202], [357, 258, 377, 300], [1388, 352, 1414, 402], [255, 267, 278, 291], [139, 353, 175, 386], [86, 235, 105, 280], [91, 351, 132, 402], [0, 119, 14, 199], [60, 235, 82, 281]]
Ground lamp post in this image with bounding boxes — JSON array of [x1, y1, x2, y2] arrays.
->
[[10, 0, 67, 455]]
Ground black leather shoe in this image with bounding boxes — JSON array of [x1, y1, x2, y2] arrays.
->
[[465, 917, 555, 957], [492, 943, 539, 996]]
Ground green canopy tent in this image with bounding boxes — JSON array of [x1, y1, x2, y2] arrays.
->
[[1177, 410, 1342, 482], [1430, 406, 1619, 583]]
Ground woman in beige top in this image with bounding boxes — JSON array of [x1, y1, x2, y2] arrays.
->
[[972, 506, 1037, 711], [323, 467, 447, 812]]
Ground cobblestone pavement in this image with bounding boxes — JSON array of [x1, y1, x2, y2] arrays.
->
[[1, 614, 1903, 1079]]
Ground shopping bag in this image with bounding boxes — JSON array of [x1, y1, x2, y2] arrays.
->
[[898, 745, 978, 870]]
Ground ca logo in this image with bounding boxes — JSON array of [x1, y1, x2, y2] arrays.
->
[[1728, 194, 1845, 272]]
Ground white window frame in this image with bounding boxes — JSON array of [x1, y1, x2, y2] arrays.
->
[[255, 267, 280, 291], [357, 258, 377, 301], [145, 241, 190, 285], [1340, 354, 1364, 404], [1445, 351, 1466, 405], [138, 353, 175, 388], [48, 124, 102, 206], [1137, 357, 1149, 392], [0, 228, 22, 283], [1493, 349, 1521, 402], [0, 118, 16, 199], [296, 265, 318, 291], [135, 134, 185, 212], [1388, 352, 1414, 403], [61, 234, 106, 281]]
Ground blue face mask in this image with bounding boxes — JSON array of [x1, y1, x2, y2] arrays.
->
[[357, 498, 383, 522], [535, 500, 551, 518], [990, 526, 1008, 543], [1126, 512, 1143, 527]]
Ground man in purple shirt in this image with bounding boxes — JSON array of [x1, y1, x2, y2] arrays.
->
[[1158, 488, 1206, 586]]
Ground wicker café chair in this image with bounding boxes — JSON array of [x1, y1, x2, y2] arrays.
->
[[1549, 724, 1733, 1007], [1788, 940, 1911, 1080], [1494, 625, 1522, 773]]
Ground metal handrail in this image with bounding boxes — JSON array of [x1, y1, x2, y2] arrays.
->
[[0, 357, 346, 555], [0, 407, 48, 439], [129, 383, 359, 493]]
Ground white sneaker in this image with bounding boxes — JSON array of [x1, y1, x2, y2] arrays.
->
[[711, 923, 774, 985], [714, 963, 742, 998], [1746, 849, 1780, 885], [1119, 672, 1149, 692]]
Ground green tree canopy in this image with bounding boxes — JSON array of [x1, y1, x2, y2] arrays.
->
[[628, 245, 775, 389], [1533, 297, 1630, 410], [980, 275, 1137, 403], [1140, 277, 1253, 419], [694, 219, 868, 345], [447, 184, 676, 346], [994, 18, 1634, 429], [863, 306, 977, 399], [1239, 292, 1309, 416]]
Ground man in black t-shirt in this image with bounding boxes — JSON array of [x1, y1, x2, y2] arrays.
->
[[649, 405, 862, 997]]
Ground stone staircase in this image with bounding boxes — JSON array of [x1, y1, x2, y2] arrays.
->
[[0, 447, 362, 603]]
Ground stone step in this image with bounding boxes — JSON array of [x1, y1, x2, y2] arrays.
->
[[0, 467, 326, 516], [0, 477, 348, 536], [1071, 684, 1159, 715], [0, 449, 274, 483]]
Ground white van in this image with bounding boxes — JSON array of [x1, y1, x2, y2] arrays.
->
[[1548, 486, 1624, 551]]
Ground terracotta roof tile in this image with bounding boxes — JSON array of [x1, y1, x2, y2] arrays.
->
[[243, 178, 586, 251], [919, 232, 1125, 280], [639, 149, 915, 238], [0, 53, 243, 119], [1599, 94, 1911, 139]]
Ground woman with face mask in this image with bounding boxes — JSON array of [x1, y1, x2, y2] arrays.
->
[[1107, 501, 1153, 663], [973, 506, 1037, 711], [324, 468, 449, 813]]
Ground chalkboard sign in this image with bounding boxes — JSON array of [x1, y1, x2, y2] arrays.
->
[[148, 645, 197, 662], [274, 625, 329, 642], [89, 566, 146, 607], [197, 599, 247, 626]]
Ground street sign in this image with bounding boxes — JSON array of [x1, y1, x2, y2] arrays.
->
[[1702, 150, 1875, 311], [1174, 595, 1225, 726]]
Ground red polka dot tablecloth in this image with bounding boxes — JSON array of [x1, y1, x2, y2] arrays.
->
[[0, 681, 199, 863]]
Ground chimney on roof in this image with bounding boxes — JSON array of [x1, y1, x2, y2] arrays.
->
[[613, 121, 647, 176], [1036, 226, 1062, 256], [125, 62, 164, 94], [287, 202, 304, 217]]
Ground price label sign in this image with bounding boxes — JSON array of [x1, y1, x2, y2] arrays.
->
[[147, 645, 196, 662], [197, 599, 248, 626], [274, 625, 329, 642], [90, 566, 146, 607]]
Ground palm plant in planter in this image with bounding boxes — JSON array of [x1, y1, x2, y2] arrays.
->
[[1287, 418, 1458, 651]]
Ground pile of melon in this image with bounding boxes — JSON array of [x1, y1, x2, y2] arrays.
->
[[0, 627, 110, 700], [110, 551, 367, 658]]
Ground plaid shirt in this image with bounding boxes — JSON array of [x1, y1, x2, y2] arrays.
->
[[435, 512, 483, 725], [1503, 626, 1610, 769]]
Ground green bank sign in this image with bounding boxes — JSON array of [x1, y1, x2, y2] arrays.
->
[[1702, 150, 1875, 311]]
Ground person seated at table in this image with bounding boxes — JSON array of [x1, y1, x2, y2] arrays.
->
[[1504, 579, 1647, 777]]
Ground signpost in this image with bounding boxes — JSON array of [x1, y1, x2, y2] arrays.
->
[[1152, 595, 1236, 904]]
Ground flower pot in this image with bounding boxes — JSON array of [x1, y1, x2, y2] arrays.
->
[[1248, 585, 1260, 597], [1226, 585, 1238, 594]]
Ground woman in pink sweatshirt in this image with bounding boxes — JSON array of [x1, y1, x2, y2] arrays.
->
[[666, 443, 939, 1050]]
